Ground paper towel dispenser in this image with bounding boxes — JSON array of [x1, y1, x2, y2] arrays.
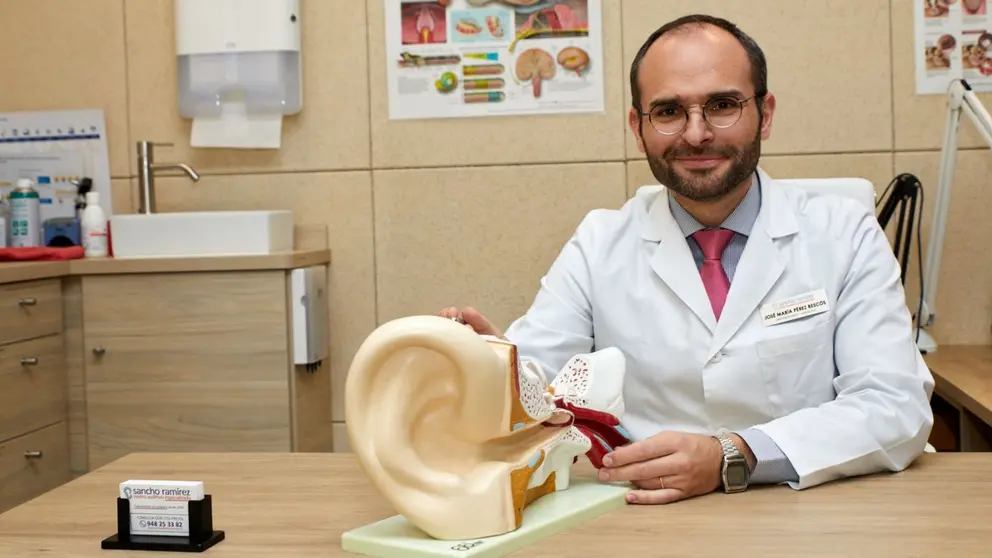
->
[[175, 0, 303, 149]]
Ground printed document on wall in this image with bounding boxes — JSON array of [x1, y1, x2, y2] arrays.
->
[[916, 0, 992, 94], [384, 0, 605, 119], [0, 109, 113, 222]]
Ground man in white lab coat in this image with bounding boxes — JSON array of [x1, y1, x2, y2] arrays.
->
[[441, 14, 934, 504]]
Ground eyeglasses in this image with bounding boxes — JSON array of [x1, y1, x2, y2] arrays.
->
[[641, 95, 758, 136]]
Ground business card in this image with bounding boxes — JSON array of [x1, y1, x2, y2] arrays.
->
[[130, 513, 190, 536]]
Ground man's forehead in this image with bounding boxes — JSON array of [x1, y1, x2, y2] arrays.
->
[[638, 27, 752, 100], [647, 23, 746, 59]]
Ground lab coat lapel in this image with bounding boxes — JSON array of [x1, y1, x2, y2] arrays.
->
[[708, 171, 798, 360], [641, 188, 718, 333]]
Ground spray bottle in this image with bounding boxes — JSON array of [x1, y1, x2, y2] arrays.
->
[[10, 178, 41, 247]]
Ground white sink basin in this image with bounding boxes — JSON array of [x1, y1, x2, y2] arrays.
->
[[109, 210, 294, 258]]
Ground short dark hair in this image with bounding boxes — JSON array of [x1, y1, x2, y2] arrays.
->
[[629, 14, 768, 112]]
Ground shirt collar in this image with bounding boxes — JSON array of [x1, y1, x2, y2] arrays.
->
[[668, 173, 762, 237]]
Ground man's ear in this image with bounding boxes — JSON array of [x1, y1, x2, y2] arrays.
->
[[758, 93, 776, 141], [629, 108, 647, 153]]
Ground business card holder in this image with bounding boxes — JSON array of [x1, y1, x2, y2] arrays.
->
[[101, 494, 225, 552]]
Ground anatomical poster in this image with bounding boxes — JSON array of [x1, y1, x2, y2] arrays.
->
[[384, 0, 605, 119], [0, 109, 113, 222], [916, 0, 992, 94]]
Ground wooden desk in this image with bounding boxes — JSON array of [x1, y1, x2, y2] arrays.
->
[[1, 452, 990, 557], [925, 345, 992, 451]]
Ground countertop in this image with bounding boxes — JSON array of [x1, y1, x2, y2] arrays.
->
[[924, 344, 992, 426], [0, 452, 990, 557], [0, 261, 69, 284], [0, 249, 330, 284]]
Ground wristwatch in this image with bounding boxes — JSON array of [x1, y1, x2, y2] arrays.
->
[[715, 429, 749, 493]]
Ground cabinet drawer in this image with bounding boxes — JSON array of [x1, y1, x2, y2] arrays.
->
[[0, 335, 66, 443], [0, 279, 62, 345], [0, 422, 69, 514]]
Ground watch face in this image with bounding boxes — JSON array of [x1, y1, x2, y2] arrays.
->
[[726, 462, 748, 487]]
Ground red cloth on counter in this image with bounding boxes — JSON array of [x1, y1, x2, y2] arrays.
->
[[0, 246, 85, 261]]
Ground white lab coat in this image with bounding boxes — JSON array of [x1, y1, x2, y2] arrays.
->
[[503, 167, 935, 490]]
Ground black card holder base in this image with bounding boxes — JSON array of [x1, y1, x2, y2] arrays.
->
[[101, 495, 225, 553]]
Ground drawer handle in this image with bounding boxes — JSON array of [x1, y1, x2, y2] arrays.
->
[[18, 297, 37, 306], [24, 451, 43, 458], [93, 347, 106, 356], [20, 357, 38, 366]]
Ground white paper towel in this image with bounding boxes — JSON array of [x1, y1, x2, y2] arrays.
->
[[190, 100, 283, 149]]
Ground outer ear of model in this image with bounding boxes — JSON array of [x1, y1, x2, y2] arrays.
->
[[345, 315, 632, 541]]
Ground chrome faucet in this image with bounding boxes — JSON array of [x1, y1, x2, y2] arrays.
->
[[136, 141, 201, 214]]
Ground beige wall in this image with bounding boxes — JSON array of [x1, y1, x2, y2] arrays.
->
[[2, 0, 990, 451]]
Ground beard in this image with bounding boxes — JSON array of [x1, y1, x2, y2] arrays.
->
[[645, 125, 762, 203]]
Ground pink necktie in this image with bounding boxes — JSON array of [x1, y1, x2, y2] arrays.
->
[[691, 228, 735, 320]]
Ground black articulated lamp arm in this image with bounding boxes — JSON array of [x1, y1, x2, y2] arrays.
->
[[875, 172, 928, 352], [876, 173, 924, 287]]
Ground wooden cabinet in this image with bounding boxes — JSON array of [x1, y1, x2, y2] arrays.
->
[[0, 248, 332, 497], [0, 279, 69, 513], [81, 270, 331, 470]]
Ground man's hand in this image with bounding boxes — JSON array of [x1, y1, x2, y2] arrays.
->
[[438, 306, 504, 338], [597, 431, 754, 505]]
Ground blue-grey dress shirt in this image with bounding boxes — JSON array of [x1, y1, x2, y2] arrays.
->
[[667, 175, 799, 485]]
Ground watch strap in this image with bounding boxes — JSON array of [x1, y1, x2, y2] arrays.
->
[[717, 431, 738, 457]]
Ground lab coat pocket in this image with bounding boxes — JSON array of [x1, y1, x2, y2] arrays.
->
[[756, 316, 836, 417]]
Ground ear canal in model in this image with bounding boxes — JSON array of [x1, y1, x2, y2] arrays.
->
[[344, 315, 574, 541]]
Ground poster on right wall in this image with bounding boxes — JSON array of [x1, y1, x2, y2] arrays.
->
[[916, 0, 992, 94]]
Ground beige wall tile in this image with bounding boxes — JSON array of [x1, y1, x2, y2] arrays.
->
[[367, 0, 627, 168], [124, 0, 370, 175], [621, 1, 893, 159], [625, 160, 655, 195], [758, 153, 896, 191], [891, 0, 992, 150], [894, 151, 992, 345], [111, 179, 134, 216], [0, 0, 130, 178], [374, 163, 626, 330], [148, 171, 376, 422], [333, 422, 351, 453], [627, 153, 896, 199]]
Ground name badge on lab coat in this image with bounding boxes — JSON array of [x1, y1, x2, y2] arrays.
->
[[761, 288, 830, 326]]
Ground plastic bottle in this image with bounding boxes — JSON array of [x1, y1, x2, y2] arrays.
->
[[10, 178, 41, 247], [81, 191, 109, 257]]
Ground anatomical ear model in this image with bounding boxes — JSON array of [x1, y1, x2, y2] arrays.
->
[[345, 315, 631, 541]]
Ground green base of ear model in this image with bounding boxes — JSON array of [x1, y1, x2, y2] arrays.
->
[[341, 478, 630, 558]]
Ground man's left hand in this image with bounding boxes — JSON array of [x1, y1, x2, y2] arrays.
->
[[597, 431, 746, 505]]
